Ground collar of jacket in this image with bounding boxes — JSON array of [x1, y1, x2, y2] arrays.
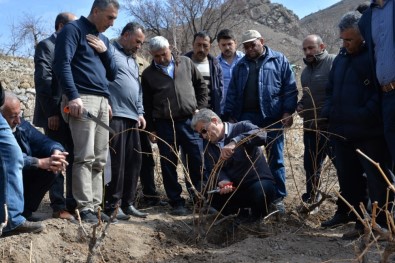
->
[[184, 51, 219, 65], [303, 50, 328, 66]]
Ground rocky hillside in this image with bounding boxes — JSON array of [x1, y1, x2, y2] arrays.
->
[[0, 0, 371, 118]]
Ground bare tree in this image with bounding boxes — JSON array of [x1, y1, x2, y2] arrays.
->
[[4, 12, 49, 57], [123, 0, 243, 52]]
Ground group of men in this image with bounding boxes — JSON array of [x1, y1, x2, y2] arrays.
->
[[1, 0, 394, 240]]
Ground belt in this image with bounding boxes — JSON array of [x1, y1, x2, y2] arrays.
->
[[382, 81, 395, 92]]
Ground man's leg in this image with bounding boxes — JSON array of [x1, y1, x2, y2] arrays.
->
[[22, 170, 57, 217], [0, 116, 25, 232], [139, 131, 159, 200], [382, 92, 395, 163], [156, 119, 185, 207], [69, 95, 102, 213]]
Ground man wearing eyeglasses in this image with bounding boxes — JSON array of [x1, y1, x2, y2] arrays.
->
[[223, 30, 298, 215], [191, 108, 276, 224], [0, 92, 69, 223]]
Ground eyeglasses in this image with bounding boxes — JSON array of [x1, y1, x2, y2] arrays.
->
[[198, 123, 210, 138]]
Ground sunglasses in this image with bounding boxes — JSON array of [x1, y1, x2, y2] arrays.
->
[[198, 123, 210, 138]]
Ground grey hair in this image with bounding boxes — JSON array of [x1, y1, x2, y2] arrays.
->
[[0, 91, 19, 112], [148, 36, 170, 52], [191, 108, 222, 130], [338, 11, 362, 32], [90, 0, 120, 14]]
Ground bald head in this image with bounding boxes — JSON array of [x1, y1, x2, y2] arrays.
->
[[55, 12, 77, 32], [0, 92, 21, 131], [302, 34, 325, 63]]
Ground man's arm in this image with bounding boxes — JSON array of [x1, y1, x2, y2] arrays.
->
[[34, 38, 59, 121], [190, 60, 208, 109]]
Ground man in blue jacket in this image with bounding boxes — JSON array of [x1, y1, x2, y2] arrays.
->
[[1, 92, 69, 222], [223, 30, 298, 214], [53, 0, 119, 223], [0, 85, 44, 236], [191, 108, 276, 222], [359, 0, 395, 165], [321, 11, 394, 239]]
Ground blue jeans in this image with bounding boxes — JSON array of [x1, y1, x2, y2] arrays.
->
[[0, 114, 25, 232], [155, 118, 205, 207], [239, 112, 286, 198], [303, 130, 334, 201]]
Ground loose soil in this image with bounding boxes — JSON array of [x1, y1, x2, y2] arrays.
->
[[1, 119, 393, 263]]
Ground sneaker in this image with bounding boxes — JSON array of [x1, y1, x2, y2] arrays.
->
[[271, 198, 286, 215], [95, 211, 118, 224], [11, 220, 45, 235], [321, 213, 352, 228], [170, 205, 190, 216], [80, 210, 99, 224], [53, 210, 75, 221]]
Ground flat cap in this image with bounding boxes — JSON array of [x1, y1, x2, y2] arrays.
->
[[242, 30, 262, 43]]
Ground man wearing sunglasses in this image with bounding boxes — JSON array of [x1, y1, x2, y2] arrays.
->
[[191, 108, 276, 223], [223, 30, 298, 215]]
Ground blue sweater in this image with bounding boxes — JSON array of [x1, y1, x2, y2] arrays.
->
[[53, 16, 118, 101]]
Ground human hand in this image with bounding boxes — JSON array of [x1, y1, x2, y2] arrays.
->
[[220, 141, 236, 160], [138, 116, 146, 130], [218, 181, 234, 195], [67, 98, 84, 118], [48, 115, 60, 131], [86, 34, 107, 53], [281, 113, 293, 128]]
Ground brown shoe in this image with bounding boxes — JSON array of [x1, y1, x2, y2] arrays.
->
[[12, 221, 45, 235], [53, 210, 75, 221]]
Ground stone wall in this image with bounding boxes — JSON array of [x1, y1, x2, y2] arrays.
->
[[0, 55, 35, 122]]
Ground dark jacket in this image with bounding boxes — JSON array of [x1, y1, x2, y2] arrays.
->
[[33, 34, 61, 128], [206, 121, 275, 186], [359, 2, 395, 90], [184, 51, 224, 115], [141, 55, 208, 132], [321, 47, 382, 141], [14, 119, 64, 170], [53, 16, 118, 101], [224, 46, 298, 122], [299, 50, 336, 130]]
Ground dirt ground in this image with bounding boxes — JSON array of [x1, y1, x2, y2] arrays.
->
[[1, 118, 393, 263]]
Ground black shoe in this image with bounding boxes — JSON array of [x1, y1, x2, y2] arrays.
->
[[145, 198, 168, 207], [321, 213, 351, 228], [95, 211, 118, 224], [342, 227, 364, 240], [170, 205, 190, 216], [80, 210, 99, 224], [24, 214, 44, 222], [6, 220, 45, 236], [123, 205, 148, 218], [115, 207, 131, 220]]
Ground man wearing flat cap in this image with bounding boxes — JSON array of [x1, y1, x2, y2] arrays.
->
[[223, 29, 298, 214]]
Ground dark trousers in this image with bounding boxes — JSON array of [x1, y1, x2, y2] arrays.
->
[[155, 118, 205, 207], [303, 130, 334, 200], [22, 170, 57, 217], [333, 137, 394, 227], [45, 117, 75, 212], [383, 90, 395, 164], [139, 131, 158, 199], [105, 117, 141, 210], [211, 179, 276, 218]]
